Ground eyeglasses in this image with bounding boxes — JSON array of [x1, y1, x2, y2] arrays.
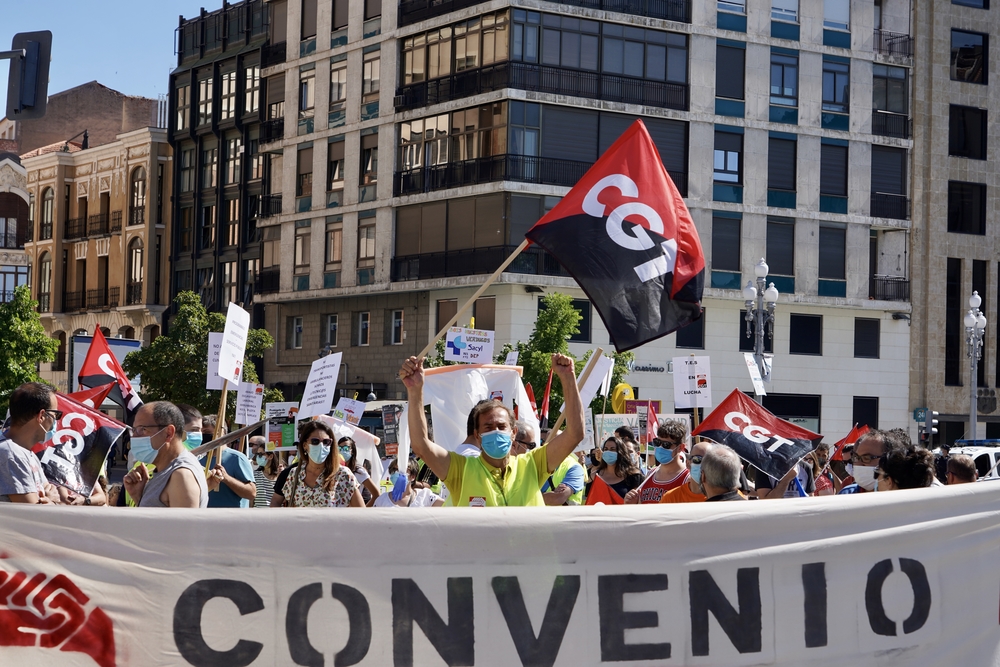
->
[[654, 439, 680, 448], [308, 438, 333, 446], [852, 452, 882, 465], [131, 424, 168, 435], [689, 455, 704, 464], [44, 409, 64, 421], [515, 439, 536, 450]]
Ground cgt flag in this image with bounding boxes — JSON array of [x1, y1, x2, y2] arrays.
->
[[78, 327, 142, 423], [525, 119, 704, 352], [693, 388, 822, 480]]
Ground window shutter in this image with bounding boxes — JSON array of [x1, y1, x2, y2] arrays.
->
[[300, 0, 317, 39], [364, 0, 382, 20], [715, 46, 745, 99], [768, 138, 796, 191], [820, 144, 847, 196], [333, 0, 349, 29], [870, 146, 905, 195], [384, 310, 393, 346], [712, 216, 741, 272], [818, 226, 846, 279], [541, 107, 598, 162], [351, 312, 359, 346], [267, 75, 285, 104]]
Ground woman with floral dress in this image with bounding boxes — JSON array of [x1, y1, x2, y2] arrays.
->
[[282, 421, 364, 508]]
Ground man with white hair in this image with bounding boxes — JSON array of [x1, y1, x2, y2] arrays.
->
[[514, 419, 585, 505], [700, 444, 746, 502]]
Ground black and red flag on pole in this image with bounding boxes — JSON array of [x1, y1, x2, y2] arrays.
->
[[78, 327, 143, 423], [525, 119, 705, 352], [692, 388, 823, 480]]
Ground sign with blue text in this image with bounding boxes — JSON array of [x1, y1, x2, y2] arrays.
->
[[445, 327, 495, 363]]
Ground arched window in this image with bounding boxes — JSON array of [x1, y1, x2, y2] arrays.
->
[[127, 238, 144, 305], [118, 326, 135, 339], [130, 167, 147, 226], [41, 188, 53, 239], [99, 327, 110, 338], [38, 252, 52, 311]]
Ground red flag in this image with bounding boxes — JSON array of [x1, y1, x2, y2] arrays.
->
[[525, 119, 705, 352], [645, 401, 659, 445], [524, 383, 537, 413], [693, 389, 822, 480], [585, 475, 624, 505], [538, 368, 554, 429], [78, 328, 142, 421], [832, 424, 870, 461], [66, 382, 116, 409]]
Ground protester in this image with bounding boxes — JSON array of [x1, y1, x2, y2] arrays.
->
[[946, 454, 977, 484], [0, 382, 61, 504], [193, 413, 256, 508], [400, 352, 584, 506], [588, 436, 644, 501], [701, 444, 746, 501], [934, 444, 951, 485], [517, 419, 585, 506], [202, 414, 227, 442], [756, 454, 814, 498], [338, 436, 381, 506], [840, 429, 905, 494], [281, 420, 364, 508], [252, 442, 280, 508], [625, 420, 689, 504], [876, 445, 935, 490], [806, 444, 840, 495], [374, 458, 443, 507], [614, 425, 645, 474], [660, 440, 708, 503], [123, 402, 209, 508], [177, 404, 205, 450], [269, 454, 299, 507]]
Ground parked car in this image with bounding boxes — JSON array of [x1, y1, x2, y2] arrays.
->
[[936, 444, 1000, 480]]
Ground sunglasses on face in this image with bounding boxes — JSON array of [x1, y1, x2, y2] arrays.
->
[[515, 439, 536, 450], [689, 455, 704, 464], [44, 409, 64, 421], [308, 438, 333, 446]]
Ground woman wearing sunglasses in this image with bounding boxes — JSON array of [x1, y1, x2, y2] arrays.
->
[[281, 421, 364, 507]]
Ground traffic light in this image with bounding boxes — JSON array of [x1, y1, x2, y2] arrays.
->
[[5, 31, 52, 121], [924, 410, 939, 444]]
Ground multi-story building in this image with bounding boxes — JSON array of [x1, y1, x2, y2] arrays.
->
[[21, 125, 172, 392], [186, 0, 917, 438], [0, 143, 31, 303]]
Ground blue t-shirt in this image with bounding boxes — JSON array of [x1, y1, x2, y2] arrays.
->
[[200, 448, 255, 508], [542, 460, 585, 493], [838, 483, 865, 495]]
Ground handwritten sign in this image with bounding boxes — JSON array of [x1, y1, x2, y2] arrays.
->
[[235, 382, 265, 425], [333, 397, 366, 425], [672, 355, 712, 409], [444, 327, 495, 363], [217, 302, 250, 385], [504, 350, 519, 366], [299, 352, 343, 424]]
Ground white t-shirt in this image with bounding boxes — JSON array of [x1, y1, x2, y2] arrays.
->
[[373, 487, 441, 507], [454, 443, 481, 457], [353, 467, 370, 484]]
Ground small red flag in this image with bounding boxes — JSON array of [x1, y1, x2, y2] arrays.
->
[[645, 401, 659, 445], [66, 382, 116, 409], [538, 368, 554, 429], [78, 327, 142, 421], [832, 424, 869, 461], [585, 475, 624, 505], [524, 383, 537, 413]]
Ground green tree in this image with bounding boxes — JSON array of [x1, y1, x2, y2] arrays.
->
[[0, 286, 59, 413], [122, 291, 283, 425]]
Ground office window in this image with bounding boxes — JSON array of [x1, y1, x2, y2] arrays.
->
[[872, 65, 907, 114], [296, 146, 313, 198], [712, 216, 741, 272], [262, 226, 280, 270], [852, 397, 878, 430], [197, 77, 213, 126], [739, 310, 774, 352], [361, 134, 378, 187], [768, 137, 796, 192], [294, 226, 310, 274], [953, 0, 988, 7], [854, 319, 880, 358], [716, 44, 745, 100], [301, 0, 317, 39], [951, 30, 988, 84], [358, 224, 376, 269], [248, 134, 264, 180], [770, 52, 798, 106], [221, 261, 238, 306], [820, 143, 848, 196], [822, 60, 850, 113], [225, 199, 240, 247], [362, 51, 380, 103], [330, 61, 347, 109], [437, 299, 458, 331], [949, 105, 987, 159], [766, 218, 794, 276], [676, 309, 705, 349], [245, 65, 260, 114], [773, 0, 798, 22], [299, 67, 315, 118], [224, 136, 242, 184], [178, 207, 193, 252], [201, 144, 218, 189], [327, 140, 345, 192], [220, 71, 237, 120], [289, 316, 304, 349], [326, 220, 343, 266], [946, 258, 962, 385], [824, 0, 849, 30], [176, 84, 190, 131], [200, 205, 215, 250], [719, 0, 745, 13], [948, 181, 987, 235], [818, 225, 846, 280], [197, 268, 215, 307], [356, 312, 371, 346], [389, 309, 405, 345], [789, 314, 822, 355], [714, 131, 742, 183], [365, 0, 381, 20], [325, 314, 339, 346], [599, 24, 687, 83], [333, 0, 348, 29], [871, 145, 906, 197]]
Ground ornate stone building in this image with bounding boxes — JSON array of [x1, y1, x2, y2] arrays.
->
[[0, 142, 31, 302]]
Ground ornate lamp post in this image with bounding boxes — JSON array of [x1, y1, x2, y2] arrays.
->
[[965, 291, 987, 442], [743, 259, 779, 402]]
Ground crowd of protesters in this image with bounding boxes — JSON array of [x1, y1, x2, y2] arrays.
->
[[0, 354, 985, 508]]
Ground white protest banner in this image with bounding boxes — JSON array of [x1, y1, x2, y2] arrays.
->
[[234, 382, 265, 425], [744, 352, 767, 396], [3, 485, 1000, 665], [504, 350, 519, 366], [265, 402, 299, 451], [217, 302, 250, 385], [206, 332, 225, 391], [560, 353, 615, 412], [333, 397, 366, 425], [673, 355, 713, 409], [298, 352, 342, 423], [444, 327, 495, 363]]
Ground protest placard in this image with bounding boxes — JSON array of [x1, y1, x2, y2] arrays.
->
[[217, 302, 250, 385], [206, 332, 225, 391], [235, 382, 265, 425], [265, 402, 299, 451], [504, 350, 519, 366], [444, 327, 495, 363], [298, 352, 343, 423], [381, 404, 402, 456], [673, 355, 713, 409], [332, 397, 366, 425], [744, 352, 767, 396]]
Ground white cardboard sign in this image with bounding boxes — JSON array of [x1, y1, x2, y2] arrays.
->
[[206, 332, 225, 391], [217, 302, 250, 385], [744, 352, 767, 396], [444, 327, 495, 363], [235, 382, 265, 425], [298, 352, 343, 423], [332, 397, 366, 425], [504, 350, 519, 366], [672, 355, 713, 409]]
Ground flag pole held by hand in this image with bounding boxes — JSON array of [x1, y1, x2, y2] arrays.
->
[[544, 347, 604, 445], [415, 239, 530, 360], [204, 379, 229, 472]]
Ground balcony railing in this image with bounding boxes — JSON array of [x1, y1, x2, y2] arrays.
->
[[65, 217, 87, 240], [37, 292, 50, 313], [872, 109, 911, 139], [257, 267, 280, 294], [127, 281, 143, 305], [260, 194, 282, 218], [63, 291, 85, 313], [40, 222, 52, 240], [399, 0, 487, 26], [260, 118, 285, 144], [129, 206, 145, 227], [261, 41, 286, 68], [870, 275, 910, 301], [395, 61, 689, 112], [399, 0, 690, 26], [111, 210, 123, 233], [393, 244, 571, 282], [0, 290, 16, 303], [87, 213, 110, 236], [86, 289, 107, 310], [870, 192, 909, 220], [874, 29, 913, 59]]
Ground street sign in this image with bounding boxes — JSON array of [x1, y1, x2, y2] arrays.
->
[[914, 407, 927, 422]]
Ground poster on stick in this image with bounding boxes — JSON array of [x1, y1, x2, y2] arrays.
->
[[298, 352, 343, 423], [265, 402, 299, 451], [444, 327, 495, 363], [216, 302, 250, 385], [206, 332, 225, 390], [332, 397, 366, 425], [235, 382, 265, 425]]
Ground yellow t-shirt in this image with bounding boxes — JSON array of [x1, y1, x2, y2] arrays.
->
[[659, 481, 706, 504], [443, 445, 551, 507]]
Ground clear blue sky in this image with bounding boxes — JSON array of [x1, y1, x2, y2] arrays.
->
[[2, 1, 215, 103]]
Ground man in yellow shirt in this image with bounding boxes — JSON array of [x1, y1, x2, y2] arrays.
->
[[399, 353, 584, 507]]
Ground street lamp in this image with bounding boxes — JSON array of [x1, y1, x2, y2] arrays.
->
[[965, 291, 987, 442], [744, 258, 779, 401]]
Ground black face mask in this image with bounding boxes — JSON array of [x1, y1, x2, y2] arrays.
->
[[590, 452, 601, 467]]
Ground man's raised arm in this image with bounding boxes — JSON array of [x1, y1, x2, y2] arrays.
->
[[400, 356, 452, 481], [545, 353, 586, 473]]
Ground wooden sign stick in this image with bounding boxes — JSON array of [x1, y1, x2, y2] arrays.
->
[[543, 347, 604, 445]]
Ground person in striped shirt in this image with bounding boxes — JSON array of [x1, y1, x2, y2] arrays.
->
[[251, 436, 280, 507]]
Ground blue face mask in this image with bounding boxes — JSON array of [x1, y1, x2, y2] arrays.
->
[[390, 472, 401, 486], [480, 430, 512, 459], [690, 463, 702, 485], [654, 446, 674, 465], [256, 455, 267, 467], [339, 446, 352, 462], [602, 450, 618, 465], [184, 431, 203, 451], [130, 428, 164, 465], [308, 443, 331, 464], [42, 413, 57, 444]]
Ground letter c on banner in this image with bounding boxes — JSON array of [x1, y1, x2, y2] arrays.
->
[[864, 558, 932, 637], [724, 412, 751, 433], [173, 579, 264, 667]]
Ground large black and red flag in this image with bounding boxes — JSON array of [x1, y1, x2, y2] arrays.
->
[[31, 393, 127, 496], [78, 328, 143, 423], [693, 388, 822, 480], [525, 120, 704, 352]]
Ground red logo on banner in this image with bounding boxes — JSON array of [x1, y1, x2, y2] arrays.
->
[[0, 568, 116, 667]]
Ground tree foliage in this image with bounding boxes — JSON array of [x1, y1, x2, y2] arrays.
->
[[0, 286, 59, 413], [122, 291, 283, 426]]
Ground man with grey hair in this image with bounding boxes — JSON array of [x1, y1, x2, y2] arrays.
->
[[514, 419, 586, 505], [123, 401, 209, 508], [701, 444, 746, 502]]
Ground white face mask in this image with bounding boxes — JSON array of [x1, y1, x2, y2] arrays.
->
[[853, 465, 877, 491]]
